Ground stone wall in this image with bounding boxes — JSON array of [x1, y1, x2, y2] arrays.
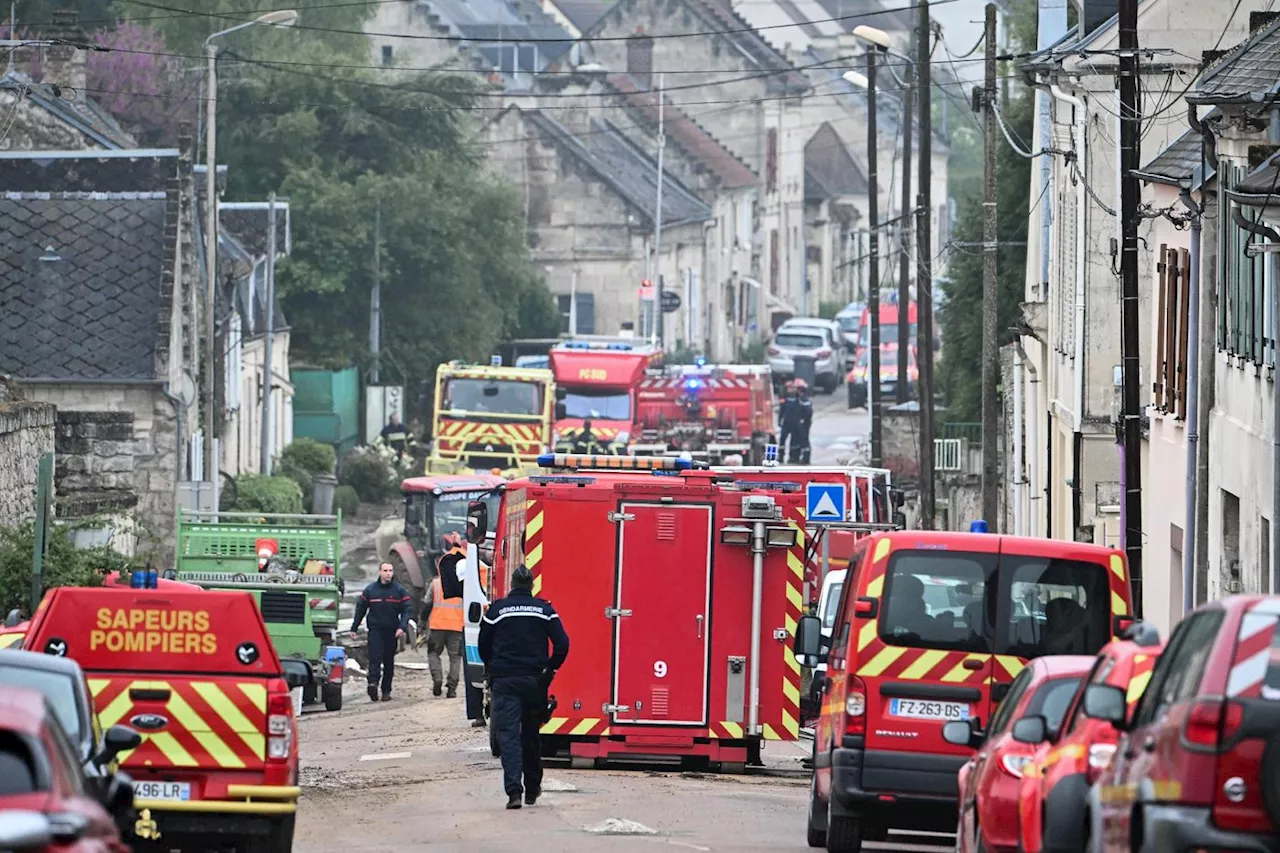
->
[[54, 411, 141, 519], [0, 401, 56, 527]]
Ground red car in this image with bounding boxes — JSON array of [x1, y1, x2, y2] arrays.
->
[[1088, 595, 1280, 853], [1015, 625, 1163, 853], [0, 686, 127, 853], [945, 654, 1095, 853]]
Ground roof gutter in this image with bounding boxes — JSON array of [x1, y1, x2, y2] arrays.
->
[[16, 378, 171, 386]]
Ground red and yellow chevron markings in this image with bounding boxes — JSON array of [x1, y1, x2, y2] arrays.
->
[[525, 499, 545, 597]]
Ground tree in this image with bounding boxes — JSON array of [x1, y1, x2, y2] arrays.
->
[[87, 22, 197, 144]]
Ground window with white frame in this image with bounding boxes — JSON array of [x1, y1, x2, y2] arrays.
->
[[1218, 163, 1277, 367]]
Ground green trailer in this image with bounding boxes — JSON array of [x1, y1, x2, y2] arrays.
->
[[174, 510, 348, 711]]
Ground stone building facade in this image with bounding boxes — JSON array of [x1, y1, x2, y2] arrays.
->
[[0, 402, 56, 528]]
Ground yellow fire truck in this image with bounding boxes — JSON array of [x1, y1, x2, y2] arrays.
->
[[425, 361, 555, 477]]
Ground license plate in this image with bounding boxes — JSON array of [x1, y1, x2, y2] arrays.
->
[[133, 781, 191, 801], [889, 698, 971, 721]]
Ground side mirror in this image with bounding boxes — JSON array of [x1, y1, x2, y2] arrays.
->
[[1082, 683, 1128, 729], [96, 725, 142, 765], [4, 608, 22, 627], [466, 500, 489, 545], [45, 812, 88, 845], [942, 719, 984, 749], [468, 602, 482, 623], [554, 402, 567, 421], [281, 659, 313, 690], [555, 387, 567, 402], [1011, 714, 1049, 745], [792, 614, 823, 666], [0, 811, 52, 849]]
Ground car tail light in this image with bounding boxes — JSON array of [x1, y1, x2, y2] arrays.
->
[[816, 349, 832, 359], [1001, 754, 1032, 778], [767, 346, 780, 356], [267, 693, 293, 761], [1184, 698, 1243, 749], [845, 675, 867, 736], [327, 661, 345, 684]]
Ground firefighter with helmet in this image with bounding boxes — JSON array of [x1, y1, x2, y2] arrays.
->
[[779, 379, 813, 463], [423, 532, 466, 697], [478, 564, 570, 809]]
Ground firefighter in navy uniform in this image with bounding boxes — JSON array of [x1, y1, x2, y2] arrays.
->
[[379, 413, 411, 461], [478, 565, 570, 810], [789, 378, 814, 463], [349, 562, 412, 701]]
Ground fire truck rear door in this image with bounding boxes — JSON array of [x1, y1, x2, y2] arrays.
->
[[611, 503, 712, 726]]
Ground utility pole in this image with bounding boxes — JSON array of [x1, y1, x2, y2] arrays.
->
[[867, 47, 882, 467], [916, 0, 936, 529], [260, 192, 277, 476], [203, 40, 219, 484], [980, 3, 1000, 527], [652, 73, 666, 348], [896, 62, 914, 405], [370, 197, 381, 384], [1118, 0, 1144, 615]]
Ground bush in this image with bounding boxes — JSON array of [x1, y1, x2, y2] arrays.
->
[[276, 460, 315, 512], [279, 438, 336, 476], [227, 474, 304, 514], [0, 521, 133, 618], [333, 485, 360, 519], [339, 450, 398, 503]]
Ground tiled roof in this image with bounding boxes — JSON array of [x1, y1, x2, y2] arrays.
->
[[1137, 126, 1206, 185], [0, 70, 135, 149], [0, 193, 166, 381], [1235, 150, 1280, 199], [426, 0, 574, 64], [606, 73, 758, 189], [1193, 15, 1280, 104], [548, 0, 614, 32], [812, 0, 912, 33], [523, 110, 712, 226], [805, 122, 867, 201], [686, 0, 808, 91]]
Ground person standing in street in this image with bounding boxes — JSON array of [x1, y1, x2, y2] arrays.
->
[[349, 562, 411, 702], [478, 565, 569, 810], [423, 571, 464, 698], [380, 413, 409, 461]]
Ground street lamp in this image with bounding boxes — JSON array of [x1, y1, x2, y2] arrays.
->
[[202, 9, 298, 485]]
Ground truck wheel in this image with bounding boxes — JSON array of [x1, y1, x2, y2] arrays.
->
[[301, 684, 319, 706], [322, 682, 343, 712], [826, 814, 862, 853], [806, 775, 827, 848], [246, 815, 294, 853]]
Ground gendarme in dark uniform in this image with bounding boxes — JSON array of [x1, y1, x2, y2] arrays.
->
[[478, 565, 569, 809]]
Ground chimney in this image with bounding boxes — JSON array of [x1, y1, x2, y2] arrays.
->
[[42, 10, 87, 93], [627, 28, 654, 88], [1076, 0, 1118, 38]]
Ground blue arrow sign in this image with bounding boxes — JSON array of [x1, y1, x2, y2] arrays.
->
[[806, 483, 847, 522]]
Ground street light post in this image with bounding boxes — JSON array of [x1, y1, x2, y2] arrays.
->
[[202, 9, 298, 485]]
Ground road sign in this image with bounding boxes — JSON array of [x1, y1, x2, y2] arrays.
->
[[660, 290, 681, 313], [764, 443, 779, 465], [806, 483, 847, 522]]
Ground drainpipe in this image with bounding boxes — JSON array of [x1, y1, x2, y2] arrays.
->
[[1015, 339, 1040, 537], [1179, 186, 1201, 616], [1013, 348, 1025, 536], [1051, 81, 1088, 531], [749, 519, 766, 736]]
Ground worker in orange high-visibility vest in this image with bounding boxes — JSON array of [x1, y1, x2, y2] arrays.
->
[[424, 534, 466, 698]]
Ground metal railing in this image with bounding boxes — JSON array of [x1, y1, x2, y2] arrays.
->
[[940, 421, 981, 444], [935, 438, 962, 472]]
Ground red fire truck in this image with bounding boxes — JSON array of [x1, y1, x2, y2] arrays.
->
[[632, 364, 777, 464], [489, 453, 881, 771], [548, 339, 662, 452]]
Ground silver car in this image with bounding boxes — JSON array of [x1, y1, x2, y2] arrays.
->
[[767, 327, 840, 393]]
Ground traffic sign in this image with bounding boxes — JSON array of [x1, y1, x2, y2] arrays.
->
[[660, 290, 682, 313], [764, 443, 779, 465], [806, 483, 847, 522]]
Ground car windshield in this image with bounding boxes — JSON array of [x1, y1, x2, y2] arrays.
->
[[443, 379, 541, 416], [837, 315, 859, 332], [0, 667, 80, 745], [563, 390, 631, 421], [822, 580, 845, 631], [774, 333, 824, 349], [877, 550, 1113, 658], [1027, 676, 1085, 733], [433, 493, 502, 542], [858, 322, 919, 348]]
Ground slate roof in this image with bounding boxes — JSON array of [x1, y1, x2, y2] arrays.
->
[[0, 193, 166, 381], [1137, 126, 1206, 185], [606, 73, 758, 189], [812, 0, 912, 33], [805, 122, 868, 202], [0, 70, 135, 149], [547, 0, 614, 33], [523, 109, 712, 227], [423, 0, 574, 67], [1191, 14, 1280, 104], [1233, 150, 1280, 200]]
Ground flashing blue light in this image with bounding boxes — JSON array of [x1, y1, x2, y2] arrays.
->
[[684, 378, 704, 391], [565, 341, 590, 349], [695, 356, 707, 367], [607, 343, 634, 351], [490, 355, 503, 366], [969, 520, 989, 533]]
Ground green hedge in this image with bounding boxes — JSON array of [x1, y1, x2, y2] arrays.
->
[[0, 521, 133, 618], [339, 451, 397, 503], [334, 485, 360, 518], [227, 474, 305, 514], [279, 438, 336, 476]]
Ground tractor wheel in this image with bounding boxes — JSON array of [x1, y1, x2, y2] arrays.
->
[[390, 554, 425, 625], [322, 682, 343, 712], [301, 684, 319, 706]]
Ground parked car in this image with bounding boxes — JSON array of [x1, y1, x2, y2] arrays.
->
[[0, 649, 140, 835], [779, 317, 851, 375], [1087, 595, 1280, 853], [835, 302, 865, 348], [767, 327, 841, 393], [945, 655, 1094, 853], [0, 686, 130, 853], [847, 343, 917, 409], [1015, 623, 1164, 853]]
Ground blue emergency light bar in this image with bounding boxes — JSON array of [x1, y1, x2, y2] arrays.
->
[[536, 453, 693, 471], [561, 341, 635, 351], [969, 520, 989, 533], [684, 378, 705, 391]]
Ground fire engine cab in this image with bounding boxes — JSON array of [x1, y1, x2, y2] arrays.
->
[[485, 453, 887, 771]]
